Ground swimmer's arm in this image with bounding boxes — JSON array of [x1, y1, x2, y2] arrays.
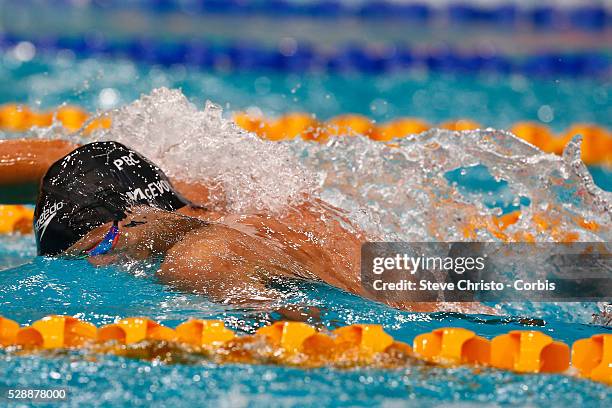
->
[[170, 180, 214, 207], [67, 207, 285, 304], [67, 207, 283, 305], [159, 254, 286, 306], [160, 264, 284, 306], [0, 139, 79, 202]]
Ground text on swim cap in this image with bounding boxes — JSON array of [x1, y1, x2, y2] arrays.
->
[[126, 180, 172, 202], [35, 201, 65, 239], [35, 201, 64, 231], [113, 152, 141, 170]]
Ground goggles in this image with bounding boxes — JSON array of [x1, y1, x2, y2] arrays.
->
[[79, 221, 120, 258]]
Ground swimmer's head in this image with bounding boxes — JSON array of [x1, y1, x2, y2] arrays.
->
[[34, 141, 190, 256]]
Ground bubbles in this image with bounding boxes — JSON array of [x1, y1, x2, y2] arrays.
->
[[369, 98, 388, 116], [98, 88, 120, 109], [537, 105, 555, 123], [278, 37, 298, 57], [254, 77, 271, 95], [12, 41, 36, 62]]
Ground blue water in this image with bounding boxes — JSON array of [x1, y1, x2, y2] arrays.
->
[[1, 55, 610, 131], [0, 233, 611, 407]]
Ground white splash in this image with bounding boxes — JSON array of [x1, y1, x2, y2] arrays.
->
[[36, 87, 609, 243], [288, 128, 610, 242], [93, 87, 318, 213]]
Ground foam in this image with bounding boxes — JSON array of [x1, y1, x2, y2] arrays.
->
[[94, 88, 318, 213], [290, 128, 610, 242]]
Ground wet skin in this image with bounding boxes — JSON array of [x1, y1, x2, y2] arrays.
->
[[67, 203, 494, 315]]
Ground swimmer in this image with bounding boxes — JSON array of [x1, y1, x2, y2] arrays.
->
[[0, 138, 494, 315]]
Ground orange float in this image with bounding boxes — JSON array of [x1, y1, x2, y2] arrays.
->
[[413, 327, 490, 365], [271, 112, 320, 141], [510, 122, 555, 152], [572, 334, 612, 385], [0, 205, 34, 234], [0, 316, 20, 346], [15, 315, 97, 349], [233, 111, 266, 134], [0, 315, 610, 385], [176, 319, 235, 347], [371, 118, 430, 141], [257, 321, 317, 352], [0, 104, 34, 132], [439, 119, 481, 131], [324, 114, 375, 138], [83, 115, 112, 134], [98, 317, 176, 345], [55, 106, 89, 131], [1, 104, 611, 165], [490, 330, 570, 373]]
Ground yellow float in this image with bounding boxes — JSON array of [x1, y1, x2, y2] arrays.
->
[[0, 205, 34, 234], [0, 314, 610, 385], [1, 103, 610, 165]]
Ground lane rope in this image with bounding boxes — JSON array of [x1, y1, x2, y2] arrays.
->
[[0, 315, 610, 384], [45, 0, 612, 32], [233, 112, 612, 166], [1, 32, 609, 77], [1, 104, 610, 165], [0, 204, 599, 245]]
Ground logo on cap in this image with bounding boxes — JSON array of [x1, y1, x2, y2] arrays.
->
[[35, 201, 65, 240]]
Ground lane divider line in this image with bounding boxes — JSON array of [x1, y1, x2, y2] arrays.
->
[[1, 104, 610, 165], [0, 315, 610, 385]]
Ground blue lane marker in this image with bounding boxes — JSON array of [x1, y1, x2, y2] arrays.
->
[[42, 0, 612, 31], [0, 32, 609, 77]]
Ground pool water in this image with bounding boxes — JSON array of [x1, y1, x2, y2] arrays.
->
[[0, 234, 611, 407], [1, 54, 610, 131], [1, 45, 611, 408], [1, 228, 611, 407]]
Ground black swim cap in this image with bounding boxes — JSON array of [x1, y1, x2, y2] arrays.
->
[[34, 141, 190, 256]]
